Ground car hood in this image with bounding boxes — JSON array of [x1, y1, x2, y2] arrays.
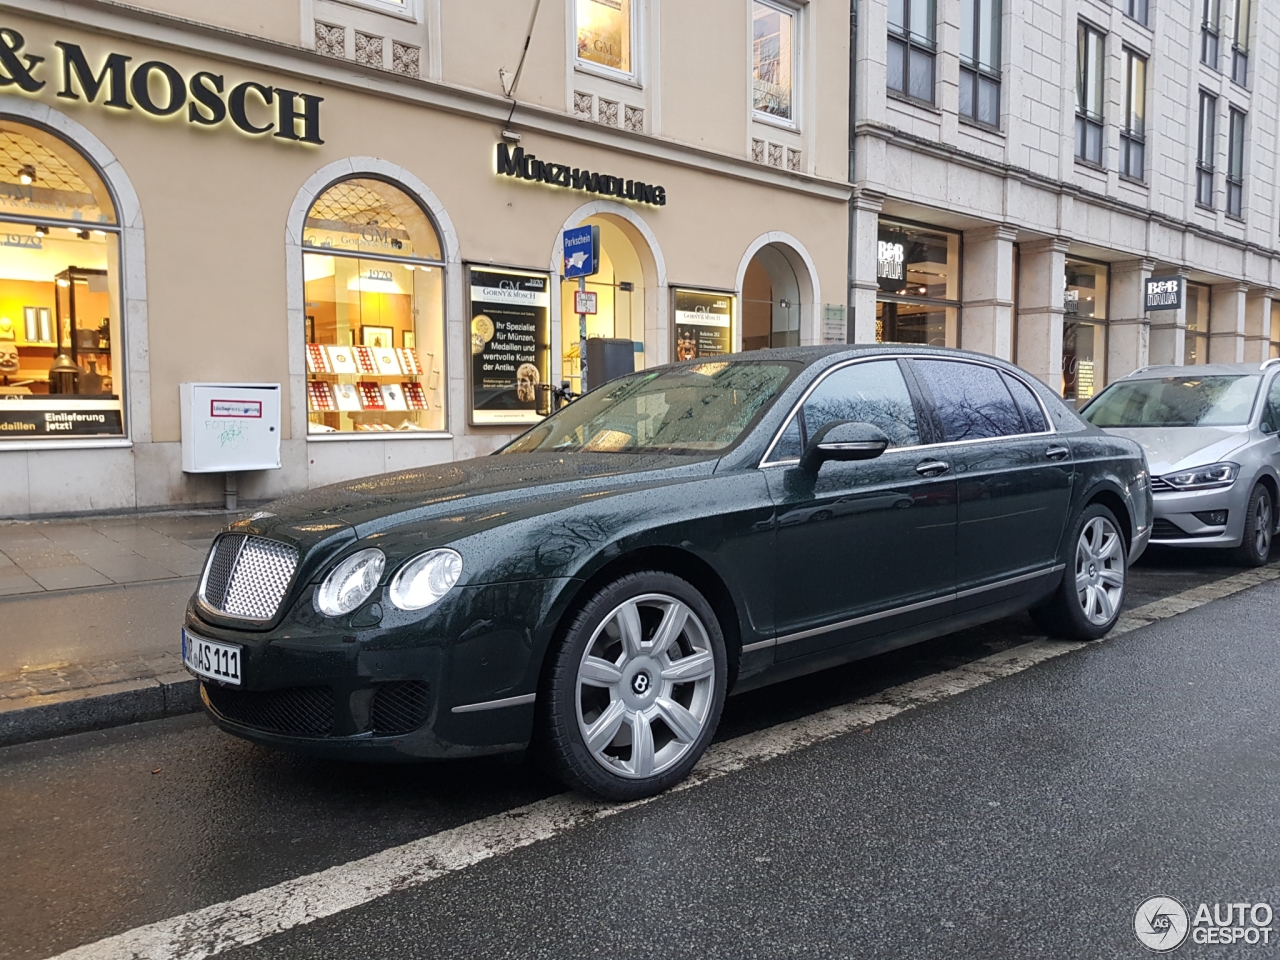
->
[[241, 451, 719, 550], [1101, 426, 1250, 476]]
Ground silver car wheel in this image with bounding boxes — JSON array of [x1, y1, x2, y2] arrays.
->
[[1075, 516, 1125, 626], [575, 593, 716, 780], [1253, 491, 1272, 558]]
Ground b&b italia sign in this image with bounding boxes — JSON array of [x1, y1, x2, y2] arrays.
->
[[0, 28, 323, 144]]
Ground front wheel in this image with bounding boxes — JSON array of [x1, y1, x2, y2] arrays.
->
[[1232, 483, 1273, 567], [1031, 503, 1127, 641], [538, 571, 727, 801]]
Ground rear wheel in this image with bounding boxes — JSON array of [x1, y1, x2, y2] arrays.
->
[[1031, 503, 1127, 641], [538, 571, 727, 800], [1232, 483, 1273, 567]]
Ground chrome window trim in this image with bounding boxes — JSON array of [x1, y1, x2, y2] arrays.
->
[[757, 354, 1058, 468]]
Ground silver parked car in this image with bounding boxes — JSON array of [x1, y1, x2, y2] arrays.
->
[[1079, 361, 1280, 565]]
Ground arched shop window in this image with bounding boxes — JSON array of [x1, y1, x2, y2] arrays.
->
[[302, 178, 446, 434], [0, 121, 124, 440]]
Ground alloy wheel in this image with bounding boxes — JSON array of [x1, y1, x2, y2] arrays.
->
[[575, 593, 717, 780], [1254, 492, 1272, 558], [1075, 515, 1125, 626]]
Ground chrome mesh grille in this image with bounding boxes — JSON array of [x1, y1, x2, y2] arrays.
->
[[200, 535, 298, 621]]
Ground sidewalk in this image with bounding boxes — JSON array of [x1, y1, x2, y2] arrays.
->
[[0, 511, 236, 595], [0, 510, 242, 746]]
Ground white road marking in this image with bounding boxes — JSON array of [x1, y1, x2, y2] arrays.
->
[[47, 565, 1280, 960]]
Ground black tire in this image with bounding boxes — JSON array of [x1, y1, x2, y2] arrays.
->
[[1231, 483, 1274, 567], [537, 570, 728, 801], [1031, 503, 1127, 641]]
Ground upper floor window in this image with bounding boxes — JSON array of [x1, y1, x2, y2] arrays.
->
[[752, 1, 795, 123], [1202, 0, 1221, 69], [1120, 48, 1147, 180], [1226, 108, 1246, 217], [1123, 0, 1149, 26], [1075, 23, 1105, 166], [887, 0, 937, 105], [1196, 90, 1217, 207], [1232, 0, 1251, 85], [576, 0, 633, 77], [959, 0, 1001, 127]]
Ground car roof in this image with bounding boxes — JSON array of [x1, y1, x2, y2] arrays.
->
[[1120, 361, 1277, 379], [671, 343, 1026, 368]]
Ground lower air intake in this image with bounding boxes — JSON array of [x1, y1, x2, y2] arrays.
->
[[204, 683, 335, 736], [370, 681, 432, 735]]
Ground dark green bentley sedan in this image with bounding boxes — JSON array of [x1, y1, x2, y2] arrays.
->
[[183, 347, 1151, 799]]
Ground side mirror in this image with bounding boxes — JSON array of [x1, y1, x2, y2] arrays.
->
[[800, 420, 890, 472]]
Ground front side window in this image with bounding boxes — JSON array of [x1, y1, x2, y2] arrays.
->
[[913, 360, 1024, 441], [753, 1, 795, 123], [505, 361, 797, 455], [302, 178, 446, 435], [1261, 375, 1280, 434], [887, 0, 937, 105], [959, 0, 1001, 127], [1075, 23, 1105, 166], [1227, 108, 1246, 217], [799, 360, 921, 451], [1124, 0, 1149, 26], [1232, 0, 1251, 84], [0, 121, 125, 442], [576, 0, 632, 76], [1121, 49, 1147, 180], [1197, 91, 1217, 207], [1270, 302, 1280, 359], [1082, 376, 1260, 428]]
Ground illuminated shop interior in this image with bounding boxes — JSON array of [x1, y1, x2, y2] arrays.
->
[[302, 178, 446, 434]]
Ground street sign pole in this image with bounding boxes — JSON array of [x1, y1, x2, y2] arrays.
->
[[578, 276, 588, 393], [562, 225, 600, 396]]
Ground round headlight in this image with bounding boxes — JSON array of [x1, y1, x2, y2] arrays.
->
[[315, 548, 385, 617], [389, 549, 463, 611]]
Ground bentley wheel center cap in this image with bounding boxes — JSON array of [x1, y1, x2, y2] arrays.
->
[[1089, 563, 1097, 578], [631, 672, 652, 696]]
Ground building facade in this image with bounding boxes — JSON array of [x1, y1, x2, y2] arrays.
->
[[850, 0, 1280, 402], [0, 0, 851, 517]]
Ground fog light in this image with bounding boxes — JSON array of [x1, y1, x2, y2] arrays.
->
[[1193, 510, 1228, 526]]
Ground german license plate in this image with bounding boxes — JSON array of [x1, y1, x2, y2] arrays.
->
[[182, 629, 242, 686]]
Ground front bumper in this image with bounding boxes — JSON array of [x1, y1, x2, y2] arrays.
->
[[1149, 485, 1246, 548], [186, 577, 577, 760]]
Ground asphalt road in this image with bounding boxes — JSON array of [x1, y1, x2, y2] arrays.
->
[[2, 549, 1277, 960]]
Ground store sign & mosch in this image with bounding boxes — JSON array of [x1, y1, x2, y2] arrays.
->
[[496, 143, 667, 206], [0, 28, 323, 144]]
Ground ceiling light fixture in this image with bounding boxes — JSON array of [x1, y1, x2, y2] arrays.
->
[[34, 225, 48, 237], [18, 165, 35, 185], [77, 230, 91, 240]]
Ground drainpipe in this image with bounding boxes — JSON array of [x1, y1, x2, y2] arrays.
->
[[845, 0, 858, 343]]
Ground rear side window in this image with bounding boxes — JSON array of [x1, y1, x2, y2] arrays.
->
[[913, 359, 1024, 441], [799, 360, 921, 449], [1003, 374, 1048, 433]]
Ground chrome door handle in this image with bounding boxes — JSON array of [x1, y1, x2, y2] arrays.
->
[[916, 460, 950, 477], [1046, 445, 1070, 461]]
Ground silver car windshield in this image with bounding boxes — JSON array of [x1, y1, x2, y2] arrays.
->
[[502, 361, 798, 455], [1082, 375, 1261, 427]]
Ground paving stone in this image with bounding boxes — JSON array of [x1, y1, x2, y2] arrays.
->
[[80, 553, 178, 584], [0, 570, 43, 596], [26, 565, 113, 591]]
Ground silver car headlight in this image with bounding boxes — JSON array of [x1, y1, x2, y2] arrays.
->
[[389, 549, 463, 611], [1160, 462, 1239, 491], [315, 548, 386, 617]]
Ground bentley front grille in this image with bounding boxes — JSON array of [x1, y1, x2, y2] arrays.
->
[[199, 534, 298, 621]]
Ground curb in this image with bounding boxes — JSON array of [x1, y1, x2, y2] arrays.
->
[[0, 672, 203, 748]]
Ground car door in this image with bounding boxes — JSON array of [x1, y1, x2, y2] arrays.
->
[[763, 358, 958, 661], [908, 358, 1074, 612]]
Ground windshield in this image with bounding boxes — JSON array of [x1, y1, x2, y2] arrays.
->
[[502, 361, 798, 455], [1082, 375, 1261, 427]]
